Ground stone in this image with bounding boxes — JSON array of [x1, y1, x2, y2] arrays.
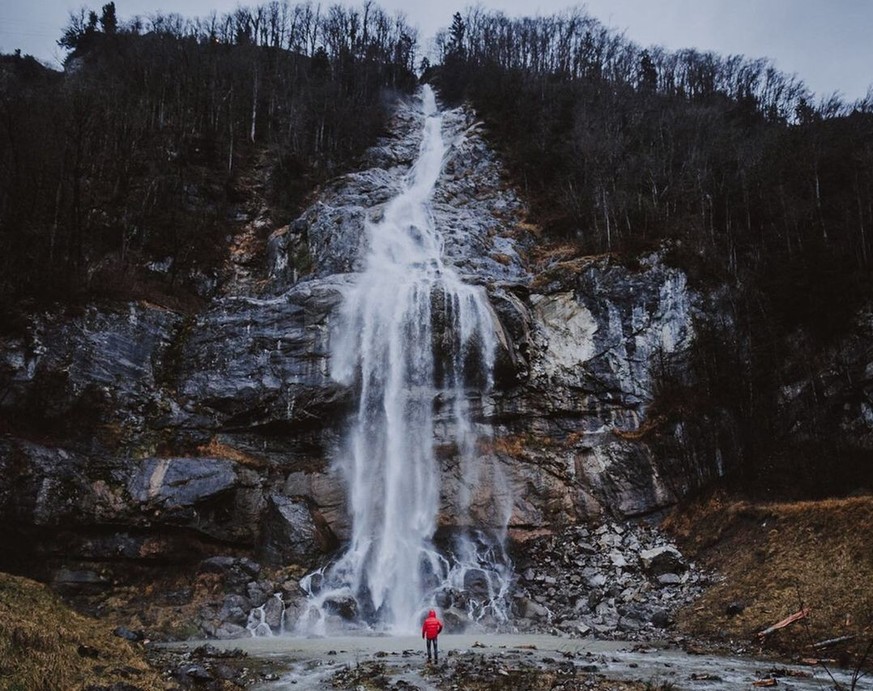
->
[[657, 573, 682, 586], [640, 546, 687, 576], [586, 573, 607, 588], [519, 598, 551, 621], [650, 609, 671, 628], [263, 595, 285, 630], [609, 551, 628, 568], [441, 606, 471, 633], [562, 619, 592, 636], [163, 588, 193, 605], [219, 594, 253, 626], [178, 664, 213, 681], [618, 616, 642, 632], [259, 493, 338, 566], [463, 569, 492, 600], [112, 626, 143, 641], [726, 601, 745, 616], [323, 595, 358, 620], [246, 581, 271, 607], [199, 557, 261, 592]]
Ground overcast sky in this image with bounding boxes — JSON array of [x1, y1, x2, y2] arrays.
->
[[2, 0, 871, 102]]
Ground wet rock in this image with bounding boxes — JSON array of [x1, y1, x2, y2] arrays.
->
[[517, 597, 551, 621], [259, 493, 337, 566], [219, 594, 253, 626], [618, 616, 643, 632], [0, 302, 182, 429], [213, 623, 248, 640], [562, 619, 592, 636], [441, 606, 471, 633], [462, 569, 491, 600], [323, 595, 358, 620], [262, 595, 285, 630], [246, 581, 271, 607], [177, 279, 349, 430]]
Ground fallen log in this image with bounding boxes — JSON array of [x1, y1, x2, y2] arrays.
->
[[811, 634, 855, 649], [690, 673, 721, 681], [752, 679, 777, 687], [757, 608, 810, 638], [800, 657, 836, 666]]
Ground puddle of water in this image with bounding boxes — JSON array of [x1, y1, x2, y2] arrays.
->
[[171, 634, 861, 690]]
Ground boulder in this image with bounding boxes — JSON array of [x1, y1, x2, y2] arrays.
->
[[441, 606, 472, 633], [323, 595, 358, 620], [639, 546, 687, 577], [259, 494, 338, 566]]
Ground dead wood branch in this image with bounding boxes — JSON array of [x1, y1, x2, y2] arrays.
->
[[757, 607, 810, 638]]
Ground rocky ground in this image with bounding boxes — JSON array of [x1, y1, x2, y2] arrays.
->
[[59, 518, 708, 649], [3, 496, 872, 689], [510, 520, 708, 641]]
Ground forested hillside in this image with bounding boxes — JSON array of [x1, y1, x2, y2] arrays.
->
[[429, 9, 873, 497], [2, 3, 873, 498], [0, 1, 417, 314]]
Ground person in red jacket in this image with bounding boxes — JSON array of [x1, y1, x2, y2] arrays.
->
[[421, 609, 443, 663]]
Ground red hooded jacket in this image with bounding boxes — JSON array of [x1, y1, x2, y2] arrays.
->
[[422, 610, 443, 640]]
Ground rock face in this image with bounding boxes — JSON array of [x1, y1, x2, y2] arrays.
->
[[0, 90, 722, 636], [493, 254, 698, 525]]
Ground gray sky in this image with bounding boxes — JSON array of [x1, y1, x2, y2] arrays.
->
[[1, 0, 871, 102]]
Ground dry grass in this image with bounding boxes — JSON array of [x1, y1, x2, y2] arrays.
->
[[528, 247, 617, 291], [665, 494, 873, 667], [510, 220, 543, 240], [0, 572, 167, 690]]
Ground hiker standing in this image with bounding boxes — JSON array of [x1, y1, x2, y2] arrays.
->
[[421, 609, 443, 663]]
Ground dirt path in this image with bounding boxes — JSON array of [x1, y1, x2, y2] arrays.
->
[[166, 634, 860, 690]]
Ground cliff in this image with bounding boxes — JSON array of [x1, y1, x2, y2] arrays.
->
[[1, 89, 866, 639]]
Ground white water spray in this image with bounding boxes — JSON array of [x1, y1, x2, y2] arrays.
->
[[297, 86, 511, 634]]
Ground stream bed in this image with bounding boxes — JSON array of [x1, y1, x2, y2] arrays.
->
[[169, 634, 860, 690]]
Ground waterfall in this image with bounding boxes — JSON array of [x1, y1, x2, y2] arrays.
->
[[296, 86, 512, 635]]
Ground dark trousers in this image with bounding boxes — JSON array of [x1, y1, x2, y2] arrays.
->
[[426, 637, 439, 661]]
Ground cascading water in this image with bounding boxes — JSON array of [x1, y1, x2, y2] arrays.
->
[[296, 86, 512, 635]]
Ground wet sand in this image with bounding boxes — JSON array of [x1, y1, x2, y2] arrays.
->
[[167, 634, 859, 690]]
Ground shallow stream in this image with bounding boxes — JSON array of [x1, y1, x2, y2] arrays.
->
[[180, 634, 860, 690]]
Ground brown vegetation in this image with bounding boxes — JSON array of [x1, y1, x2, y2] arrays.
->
[[666, 494, 873, 668], [0, 572, 165, 690]]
